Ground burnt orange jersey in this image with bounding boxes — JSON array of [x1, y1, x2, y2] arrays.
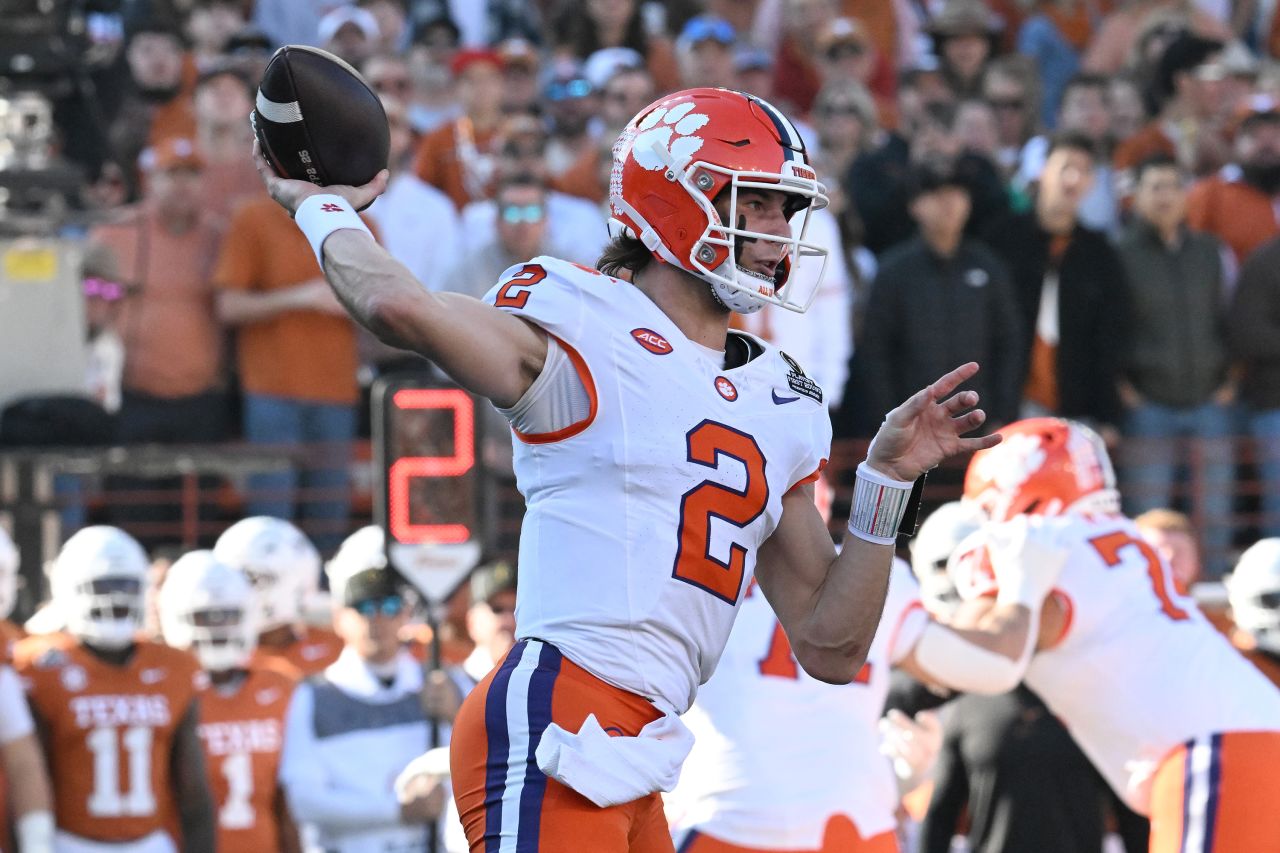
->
[[13, 633, 202, 842], [197, 665, 296, 853], [256, 626, 342, 677]]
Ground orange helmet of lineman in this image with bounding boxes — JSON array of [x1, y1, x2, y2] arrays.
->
[[963, 418, 1120, 522], [609, 87, 829, 315]]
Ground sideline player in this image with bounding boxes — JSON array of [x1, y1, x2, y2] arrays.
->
[[13, 526, 215, 852], [213, 516, 343, 676], [157, 550, 302, 853], [1225, 538, 1280, 687], [947, 418, 1280, 853], [255, 86, 997, 851], [0, 527, 26, 656]]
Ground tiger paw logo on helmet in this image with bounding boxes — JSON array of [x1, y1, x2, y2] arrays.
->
[[630, 102, 710, 172]]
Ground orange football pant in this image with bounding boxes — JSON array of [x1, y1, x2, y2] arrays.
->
[[676, 816, 898, 853], [1148, 730, 1280, 853], [450, 638, 673, 852]]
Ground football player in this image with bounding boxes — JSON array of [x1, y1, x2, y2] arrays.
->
[[157, 550, 302, 853], [213, 516, 342, 676], [1225, 538, 1280, 688], [944, 418, 1280, 853], [255, 85, 996, 851], [13, 526, 215, 852], [0, 527, 25, 657]]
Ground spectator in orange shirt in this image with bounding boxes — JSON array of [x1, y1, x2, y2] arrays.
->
[[1187, 97, 1280, 266], [192, 63, 261, 230], [412, 49, 505, 210], [213, 197, 367, 553]]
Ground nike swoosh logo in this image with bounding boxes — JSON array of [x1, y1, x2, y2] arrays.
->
[[772, 390, 800, 405]]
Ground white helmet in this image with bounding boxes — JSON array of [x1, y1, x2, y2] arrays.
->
[[1227, 538, 1280, 655], [0, 527, 18, 621], [51, 526, 148, 650], [911, 501, 985, 609], [213, 517, 320, 632], [159, 551, 258, 672], [326, 526, 387, 603]]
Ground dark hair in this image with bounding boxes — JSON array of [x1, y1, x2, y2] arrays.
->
[[905, 163, 970, 201], [596, 233, 653, 279], [494, 172, 547, 203], [1133, 152, 1181, 182], [1046, 129, 1097, 161], [1061, 72, 1108, 103]]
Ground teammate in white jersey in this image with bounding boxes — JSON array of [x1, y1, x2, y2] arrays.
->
[[945, 417, 1280, 853], [254, 86, 998, 852]]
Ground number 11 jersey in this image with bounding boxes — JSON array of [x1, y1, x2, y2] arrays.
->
[[486, 257, 832, 714]]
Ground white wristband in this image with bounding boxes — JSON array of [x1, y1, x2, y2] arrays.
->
[[295, 193, 374, 268], [847, 462, 915, 545], [17, 809, 54, 853]]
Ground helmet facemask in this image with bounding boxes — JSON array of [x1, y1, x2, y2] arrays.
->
[[67, 576, 144, 650], [180, 605, 255, 672]]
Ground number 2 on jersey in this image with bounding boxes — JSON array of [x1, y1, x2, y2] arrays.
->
[[672, 420, 769, 604], [494, 263, 547, 308], [1088, 531, 1189, 621]]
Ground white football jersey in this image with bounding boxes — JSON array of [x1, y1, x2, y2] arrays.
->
[[667, 559, 928, 848], [952, 514, 1280, 813], [485, 257, 832, 714]]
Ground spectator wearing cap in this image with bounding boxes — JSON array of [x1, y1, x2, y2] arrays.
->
[[1116, 154, 1236, 574], [851, 164, 1024, 434], [459, 118, 606, 268], [543, 63, 602, 178], [552, 62, 655, 204], [552, 0, 680, 94], [982, 54, 1042, 177], [1187, 98, 1280, 266], [1113, 32, 1228, 179], [676, 13, 738, 89], [279, 530, 447, 853], [413, 49, 505, 210], [809, 82, 880, 216], [815, 17, 898, 130], [733, 45, 776, 101], [497, 37, 541, 114], [192, 64, 261, 229], [85, 138, 228, 543], [981, 131, 1130, 435], [365, 95, 461, 295], [318, 5, 381, 66], [928, 0, 1003, 98]]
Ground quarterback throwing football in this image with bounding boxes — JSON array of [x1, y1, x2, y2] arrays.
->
[[256, 87, 997, 852]]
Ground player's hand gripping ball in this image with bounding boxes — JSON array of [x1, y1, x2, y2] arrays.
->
[[253, 45, 390, 189]]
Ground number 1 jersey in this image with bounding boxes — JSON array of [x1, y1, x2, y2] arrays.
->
[[485, 257, 832, 714]]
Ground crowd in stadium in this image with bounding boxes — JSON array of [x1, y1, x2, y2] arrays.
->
[[3, 0, 1280, 851]]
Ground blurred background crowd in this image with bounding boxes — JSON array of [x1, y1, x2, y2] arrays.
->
[[2, 0, 1280, 605]]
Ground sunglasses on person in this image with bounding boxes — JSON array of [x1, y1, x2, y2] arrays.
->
[[500, 203, 545, 224], [545, 78, 593, 102], [83, 277, 128, 301], [818, 103, 862, 117], [371, 75, 412, 95], [825, 43, 866, 62], [352, 594, 406, 618]]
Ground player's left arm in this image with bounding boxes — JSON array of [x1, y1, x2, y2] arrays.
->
[[275, 783, 304, 853], [756, 363, 999, 685], [170, 698, 216, 853]]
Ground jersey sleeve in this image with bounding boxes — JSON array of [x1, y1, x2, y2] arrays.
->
[[0, 665, 33, 743], [482, 256, 593, 346]]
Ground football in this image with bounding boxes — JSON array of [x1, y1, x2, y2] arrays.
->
[[253, 45, 389, 188]]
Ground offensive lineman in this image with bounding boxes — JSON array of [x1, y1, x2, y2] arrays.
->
[[254, 86, 997, 851]]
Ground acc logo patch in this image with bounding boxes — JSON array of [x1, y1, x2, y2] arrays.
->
[[715, 376, 738, 401], [631, 328, 673, 355], [780, 352, 823, 404]]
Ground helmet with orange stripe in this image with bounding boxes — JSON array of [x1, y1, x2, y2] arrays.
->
[[609, 87, 829, 315], [963, 418, 1119, 523]]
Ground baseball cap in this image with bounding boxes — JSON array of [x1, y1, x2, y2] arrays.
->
[[139, 137, 204, 172], [734, 47, 773, 73], [341, 565, 404, 609], [818, 17, 871, 54], [498, 38, 539, 73], [470, 561, 516, 605], [318, 6, 380, 45], [1237, 94, 1280, 131], [451, 48, 504, 77], [679, 15, 736, 48], [583, 47, 644, 89]]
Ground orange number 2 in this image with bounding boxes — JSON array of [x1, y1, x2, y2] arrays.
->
[[672, 420, 769, 604], [1089, 531, 1190, 621], [494, 263, 547, 308]]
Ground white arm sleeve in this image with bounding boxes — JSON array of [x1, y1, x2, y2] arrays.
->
[[278, 683, 401, 830], [0, 665, 33, 744], [496, 335, 592, 436], [910, 617, 1037, 695]]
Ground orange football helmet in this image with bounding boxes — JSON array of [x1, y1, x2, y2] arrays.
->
[[609, 87, 829, 314], [963, 418, 1119, 522]]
